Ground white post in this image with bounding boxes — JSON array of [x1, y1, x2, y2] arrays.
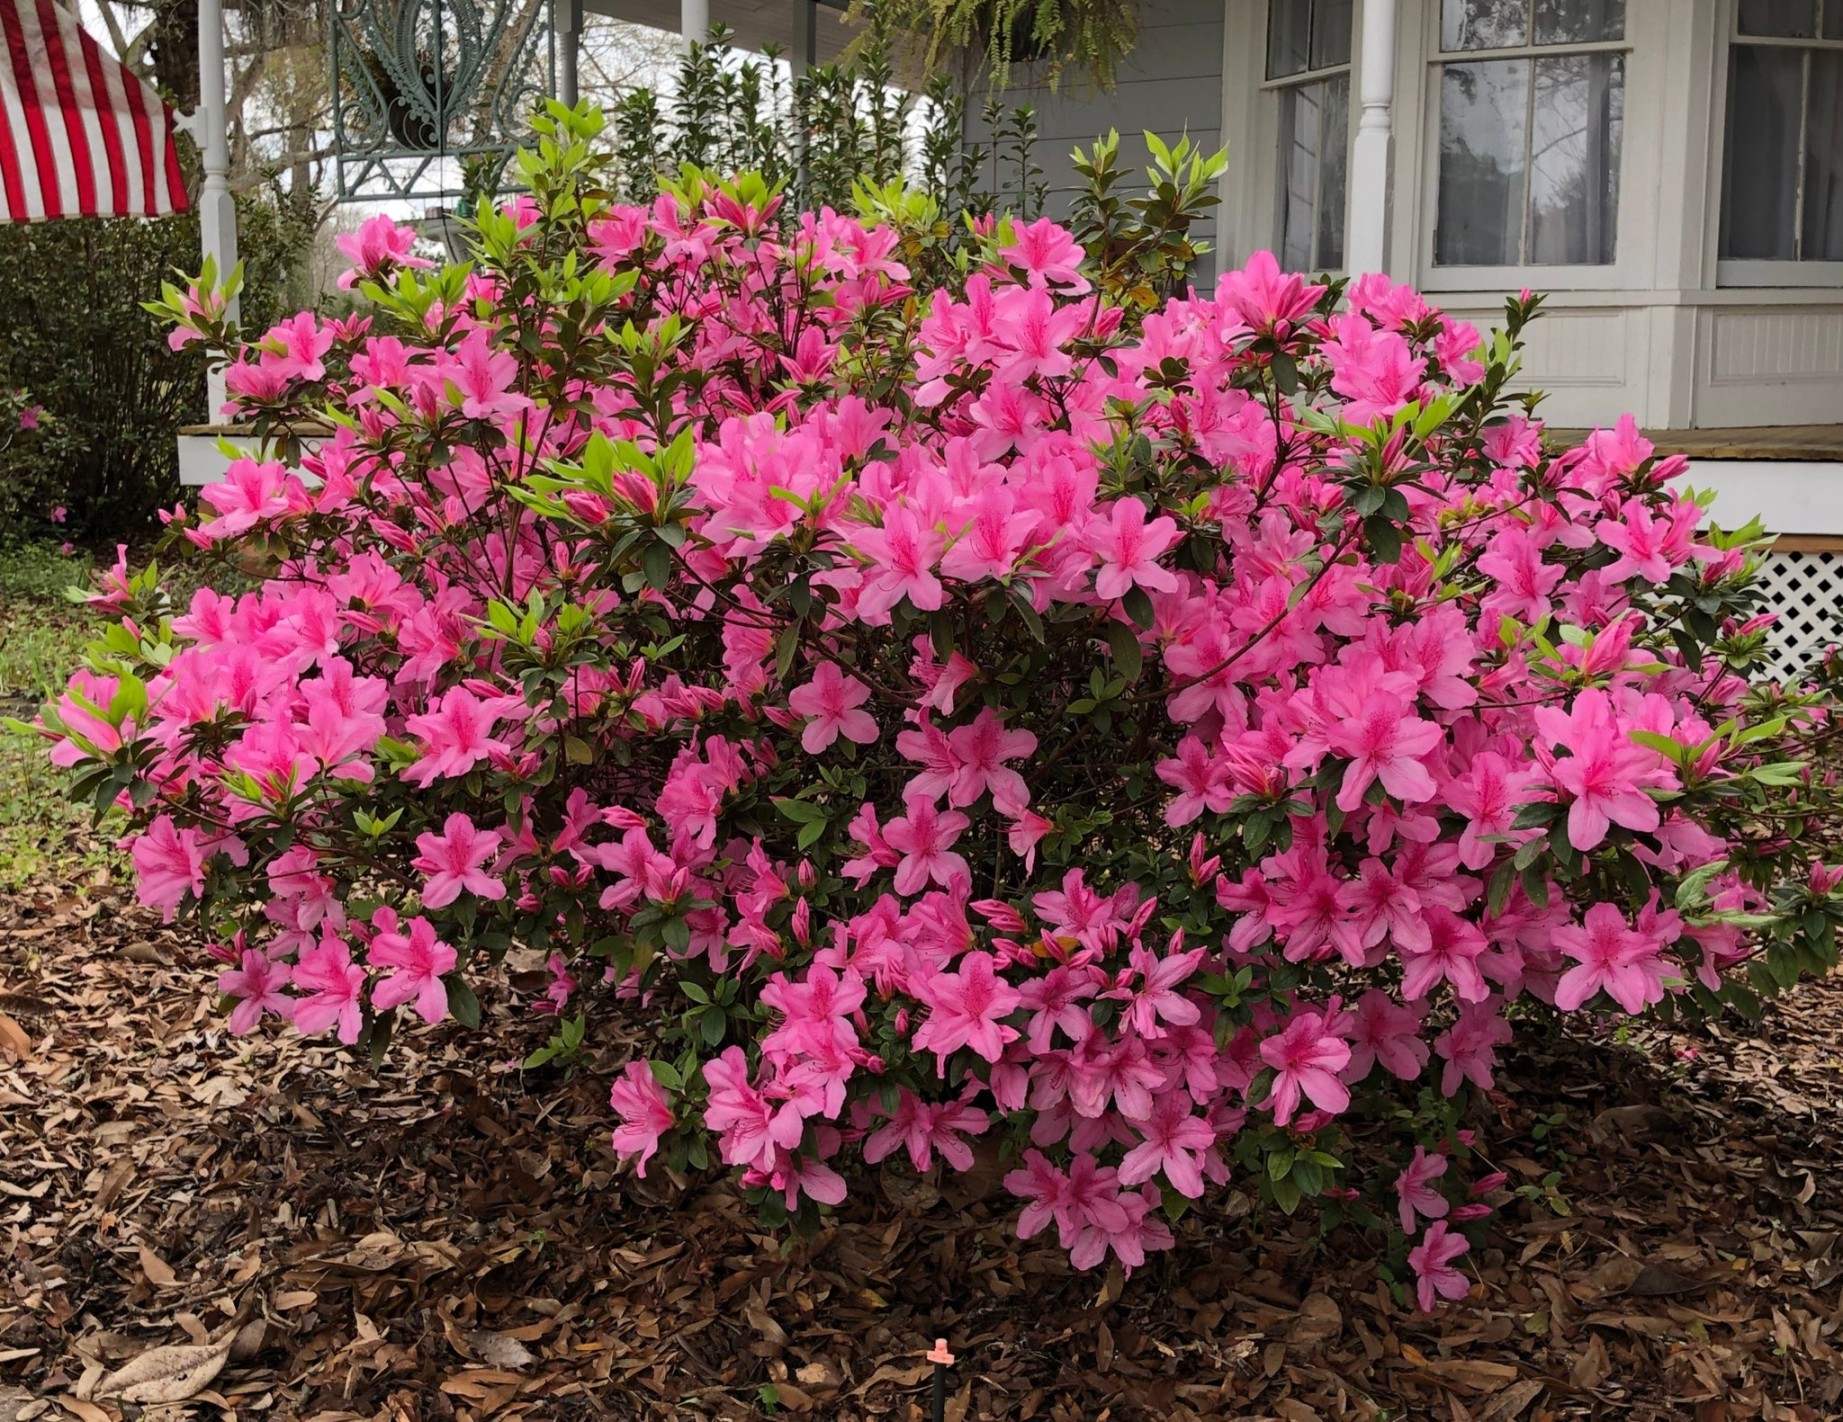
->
[[681, 0, 708, 53], [196, 0, 239, 423], [1344, 0, 1396, 277], [790, 0, 817, 76], [558, 0, 580, 107]]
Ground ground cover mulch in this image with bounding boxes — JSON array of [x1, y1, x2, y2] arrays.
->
[[3, 874, 1841, 1422]]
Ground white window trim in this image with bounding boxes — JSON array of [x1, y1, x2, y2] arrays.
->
[[1416, 0, 1643, 292], [1263, 14, 1356, 272], [1227, 0, 1359, 276], [1712, 2, 1843, 287]]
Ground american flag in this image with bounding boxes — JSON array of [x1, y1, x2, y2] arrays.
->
[[0, 0, 186, 221]]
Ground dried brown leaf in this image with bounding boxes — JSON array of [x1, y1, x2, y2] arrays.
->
[[136, 1244, 177, 1288], [92, 1335, 232, 1403]]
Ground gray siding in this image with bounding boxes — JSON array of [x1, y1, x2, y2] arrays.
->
[[964, 0, 1225, 275]]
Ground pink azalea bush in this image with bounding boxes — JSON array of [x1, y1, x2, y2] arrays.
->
[[32, 106, 1843, 1308]]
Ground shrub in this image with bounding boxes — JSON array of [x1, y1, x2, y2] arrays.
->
[[0, 193, 314, 538], [31, 103, 1843, 1305]]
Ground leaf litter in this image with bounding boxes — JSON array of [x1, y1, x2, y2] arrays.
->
[[1, 879, 1840, 1420]]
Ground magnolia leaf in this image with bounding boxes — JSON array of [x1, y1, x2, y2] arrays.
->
[[93, 1335, 232, 1404]]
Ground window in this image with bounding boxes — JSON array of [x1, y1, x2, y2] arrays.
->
[[1433, 0, 1626, 268], [1720, 2, 1843, 264], [1268, 0, 1353, 271]]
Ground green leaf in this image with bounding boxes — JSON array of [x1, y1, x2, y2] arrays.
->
[[1122, 586, 1156, 630], [773, 796, 826, 824], [447, 978, 481, 1030], [1107, 620, 1144, 683]]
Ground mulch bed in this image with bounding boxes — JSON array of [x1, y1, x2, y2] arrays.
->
[[2, 877, 1840, 1422]]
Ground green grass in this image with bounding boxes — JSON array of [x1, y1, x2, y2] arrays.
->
[[0, 541, 117, 895]]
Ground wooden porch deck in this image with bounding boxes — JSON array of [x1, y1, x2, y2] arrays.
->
[[1545, 425, 1843, 461]]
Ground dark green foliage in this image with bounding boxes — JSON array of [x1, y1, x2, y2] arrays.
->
[[0, 191, 313, 539], [608, 17, 1028, 218]]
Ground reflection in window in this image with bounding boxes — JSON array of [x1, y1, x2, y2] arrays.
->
[[1721, 4, 1843, 261], [1434, 0, 1625, 266], [1269, 0, 1352, 271]]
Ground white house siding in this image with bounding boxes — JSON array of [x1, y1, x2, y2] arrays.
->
[[1204, 0, 1843, 454], [962, 0, 1226, 270]]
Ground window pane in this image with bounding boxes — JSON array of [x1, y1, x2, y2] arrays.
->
[[1533, 0, 1625, 44], [1437, 59, 1530, 264], [1316, 73, 1351, 268], [1528, 53, 1623, 263], [1721, 45, 1805, 259], [1806, 51, 1843, 258], [1442, 0, 1530, 51], [1827, 0, 1843, 37], [1278, 81, 1325, 269], [1737, 0, 1816, 37], [1312, 0, 1354, 68], [1269, 0, 1312, 78]]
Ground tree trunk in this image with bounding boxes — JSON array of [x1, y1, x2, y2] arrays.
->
[[149, 0, 202, 109]]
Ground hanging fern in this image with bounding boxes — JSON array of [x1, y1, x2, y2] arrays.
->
[[854, 0, 1141, 93]]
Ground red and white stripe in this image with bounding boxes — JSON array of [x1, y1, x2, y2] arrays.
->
[[0, 0, 187, 221]]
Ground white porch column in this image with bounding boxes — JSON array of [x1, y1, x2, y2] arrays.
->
[[558, 0, 581, 107], [1344, 0, 1397, 277], [790, 0, 817, 77], [196, 0, 238, 420], [681, 0, 709, 52]]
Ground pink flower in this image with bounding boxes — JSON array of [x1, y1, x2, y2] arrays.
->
[[447, 330, 529, 421], [335, 213, 434, 288], [1259, 1006, 1352, 1126], [1533, 689, 1665, 851], [912, 951, 1022, 1069], [1156, 736, 1234, 827], [1408, 1221, 1471, 1311], [881, 792, 971, 895], [1325, 690, 1443, 813], [1116, 1090, 1217, 1198], [402, 687, 522, 787], [412, 814, 506, 910], [217, 949, 294, 1034], [291, 935, 366, 1044], [1434, 1001, 1513, 1096], [1344, 989, 1428, 1082], [945, 709, 1036, 808], [1399, 907, 1491, 1003], [1396, 1146, 1450, 1233], [1110, 940, 1203, 1038], [1000, 214, 1091, 294], [852, 504, 946, 620], [1552, 902, 1669, 1014], [787, 662, 878, 753], [1089, 498, 1181, 601], [131, 816, 209, 917], [609, 1061, 674, 1177], [367, 914, 458, 1023], [49, 504, 65, 523], [1216, 250, 1324, 334], [863, 1093, 990, 1171], [703, 1047, 804, 1173]]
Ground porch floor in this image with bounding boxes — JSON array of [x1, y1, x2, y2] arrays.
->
[[1546, 425, 1843, 461]]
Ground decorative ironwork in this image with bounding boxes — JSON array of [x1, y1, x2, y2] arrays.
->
[[329, 0, 557, 202]]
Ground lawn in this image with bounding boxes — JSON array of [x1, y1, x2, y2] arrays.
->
[[0, 542, 117, 896]]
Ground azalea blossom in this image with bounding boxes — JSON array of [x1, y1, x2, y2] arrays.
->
[[1408, 1221, 1472, 1311]]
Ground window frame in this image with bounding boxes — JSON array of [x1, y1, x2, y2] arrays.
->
[[1418, 0, 1637, 291], [1263, 0, 1356, 274], [1716, 2, 1843, 287]]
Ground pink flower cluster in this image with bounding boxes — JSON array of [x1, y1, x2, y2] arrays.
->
[[50, 143, 1841, 1304]]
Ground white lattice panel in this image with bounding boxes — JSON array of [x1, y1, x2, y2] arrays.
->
[[1756, 552, 1843, 680]]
